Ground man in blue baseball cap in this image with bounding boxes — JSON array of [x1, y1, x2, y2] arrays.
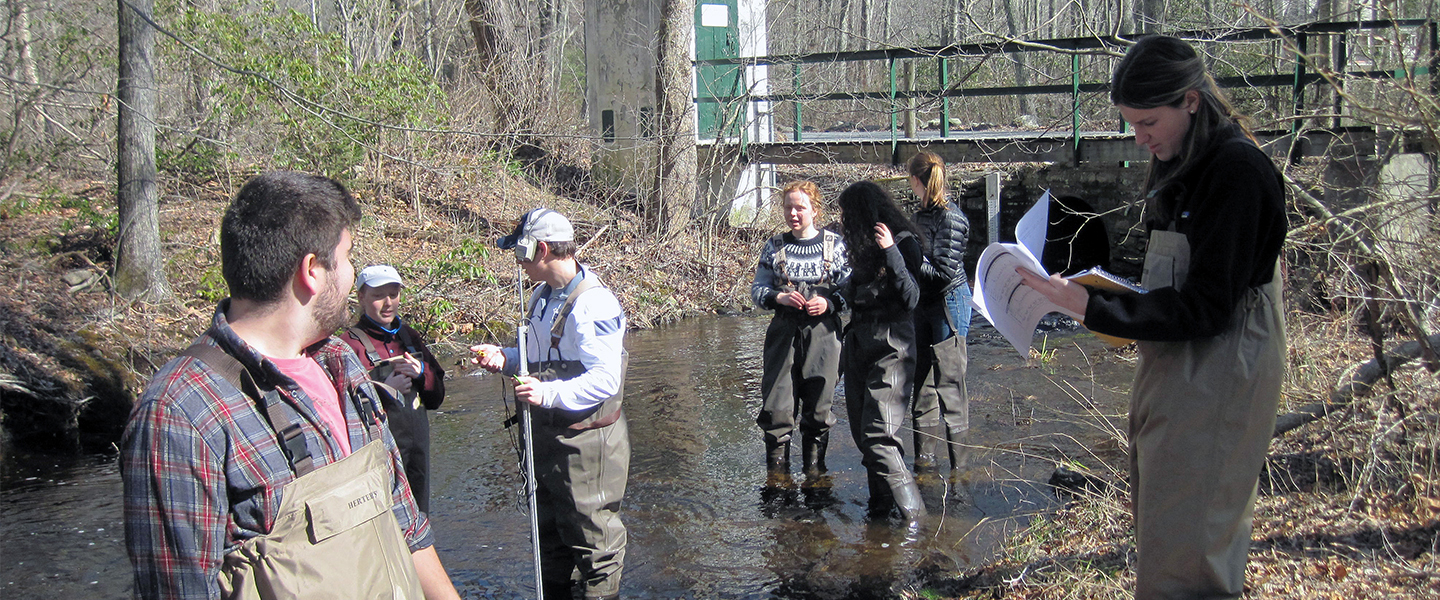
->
[[473, 207, 630, 600]]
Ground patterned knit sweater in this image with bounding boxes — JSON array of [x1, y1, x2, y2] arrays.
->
[[750, 230, 851, 314]]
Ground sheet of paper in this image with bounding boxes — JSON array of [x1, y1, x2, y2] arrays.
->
[[971, 241, 1080, 357], [1014, 189, 1051, 265], [971, 189, 1096, 356]]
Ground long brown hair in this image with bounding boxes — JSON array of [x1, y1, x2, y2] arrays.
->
[[906, 151, 947, 209], [1111, 35, 1255, 197]]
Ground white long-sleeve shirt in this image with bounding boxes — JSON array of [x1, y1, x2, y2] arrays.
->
[[501, 265, 626, 411]]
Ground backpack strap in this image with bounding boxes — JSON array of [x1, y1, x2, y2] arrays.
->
[[179, 343, 317, 476]]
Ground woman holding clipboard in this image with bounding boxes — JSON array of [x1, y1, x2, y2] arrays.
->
[[1018, 35, 1286, 599]]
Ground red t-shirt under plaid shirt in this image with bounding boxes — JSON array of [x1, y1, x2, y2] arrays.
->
[[270, 355, 352, 456]]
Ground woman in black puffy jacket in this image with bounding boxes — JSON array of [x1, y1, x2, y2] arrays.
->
[[906, 151, 972, 478]]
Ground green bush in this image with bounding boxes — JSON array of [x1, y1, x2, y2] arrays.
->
[[162, 2, 448, 181]]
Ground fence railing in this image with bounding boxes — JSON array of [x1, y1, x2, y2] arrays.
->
[[693, 19, 1437, 163]]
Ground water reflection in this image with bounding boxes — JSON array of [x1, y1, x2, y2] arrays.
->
[[0, 314, 1131, 600]]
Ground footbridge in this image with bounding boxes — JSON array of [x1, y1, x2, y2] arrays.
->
[[693, 20, 1438, 168]]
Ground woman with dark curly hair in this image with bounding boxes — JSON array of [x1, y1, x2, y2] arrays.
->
[[837, 180, 927, 523]]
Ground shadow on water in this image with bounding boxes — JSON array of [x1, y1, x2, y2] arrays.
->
[[0, 314, 1133, 599]]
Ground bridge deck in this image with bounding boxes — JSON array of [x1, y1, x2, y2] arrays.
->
[[699, 127, 1434, 166]]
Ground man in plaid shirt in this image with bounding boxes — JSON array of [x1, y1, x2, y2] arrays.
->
[[121, 172, 460, 599]]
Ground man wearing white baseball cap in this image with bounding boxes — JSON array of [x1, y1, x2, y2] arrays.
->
[[342, 264, 447, 513], [471, 207, 630, 600]]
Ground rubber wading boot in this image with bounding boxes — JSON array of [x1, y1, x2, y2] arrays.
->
[[948, 428, 971, 475], [801, 432, 829, 478], [891, 478, 928, 523], [912, 424, 943, 475], [765, 439, 791, 487], [866, 473, 894, 518]]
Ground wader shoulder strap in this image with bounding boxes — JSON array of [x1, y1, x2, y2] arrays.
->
[[821, 231, 836, 281], [396, 326, 422, 355], [770, 235, 790, 286], [179, 343, 317, 476], [549, 276, 605, 348], [347, 327, 383, 364]]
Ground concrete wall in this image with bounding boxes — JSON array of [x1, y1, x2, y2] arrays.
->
[[585, 0, 662, 197], [584, 0, 772, 223]]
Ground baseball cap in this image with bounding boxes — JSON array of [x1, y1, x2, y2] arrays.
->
[[356, 265, 403, 289], [496, 208, 574, 249]]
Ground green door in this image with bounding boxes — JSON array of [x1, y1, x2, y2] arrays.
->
[[695, 0, 741, 140]]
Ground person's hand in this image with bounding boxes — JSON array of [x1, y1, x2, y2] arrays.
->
[[805, 295, 829, 316], [874, 222, 894, 249], [391, 352, 423, 379], [1016, 267, 1090, 318], [469, 344, 506, 372], [384, 370, 414, 395], [776, 290, 807, 309], [512, 375, 543, 406]]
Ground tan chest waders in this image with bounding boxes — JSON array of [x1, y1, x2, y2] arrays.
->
[[1129, 229, 1285, 599], [219, 441, 424, 600], [179, 343, 424, 600]]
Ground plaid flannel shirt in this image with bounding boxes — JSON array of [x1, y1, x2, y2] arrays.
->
[[121, 301, 433, 600]]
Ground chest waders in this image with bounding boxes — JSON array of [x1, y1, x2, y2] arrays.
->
[[179, 344, 424, 600], [350, 327, 424, 409], [523, 276, 630, 599], [348, 326, 435, 513], [760, 232, 842, 481], [1130, 229, 1285, 599], [910, 293, 969, 477]]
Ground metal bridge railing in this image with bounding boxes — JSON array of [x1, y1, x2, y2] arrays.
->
[[693, 19, 1437, 164]]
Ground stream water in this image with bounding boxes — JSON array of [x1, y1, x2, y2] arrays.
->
[[0, 314, 1133, 599]]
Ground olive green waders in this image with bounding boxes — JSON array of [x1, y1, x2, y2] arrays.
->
[[1130, 230, 1285, 599], [531, 414, 630, 599], [218, 440, 425, 599], [757, 312, 842, 477]]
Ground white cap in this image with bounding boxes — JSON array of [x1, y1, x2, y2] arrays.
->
[[356, 265, 403, 289], [497, 208, 574, 249]]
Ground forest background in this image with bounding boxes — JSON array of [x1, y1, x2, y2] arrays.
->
[[2, 0, 1439, 596]]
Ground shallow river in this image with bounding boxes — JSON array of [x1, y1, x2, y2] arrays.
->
[[1, 314, 1132, 599]]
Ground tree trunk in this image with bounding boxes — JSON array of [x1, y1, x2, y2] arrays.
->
[[464, 0, 521, 132], [1001, 0, 1031, 116], [1133, 0, 1162, 33], [464, 0, 514, 72], [116, 0, 171, 301], [653, 0, 697, 237]]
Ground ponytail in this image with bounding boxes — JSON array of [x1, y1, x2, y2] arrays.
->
[[906, 151, 948, 209]]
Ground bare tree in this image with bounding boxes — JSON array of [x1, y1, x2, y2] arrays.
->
[[115, 0, 170, 301], [653, 0, 697, 236]]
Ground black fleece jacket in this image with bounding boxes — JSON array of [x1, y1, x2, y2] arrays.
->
[[1084, 130, 1285, 342]]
